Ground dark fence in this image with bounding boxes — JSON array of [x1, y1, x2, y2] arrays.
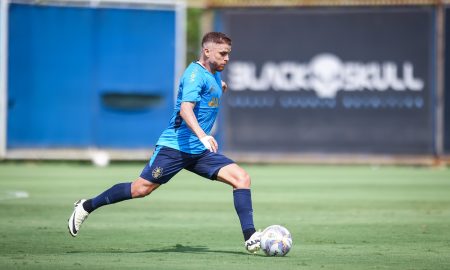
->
[[445, 7, 450, 154]]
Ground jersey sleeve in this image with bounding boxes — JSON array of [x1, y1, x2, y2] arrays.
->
[[181, 67, 204, 102]]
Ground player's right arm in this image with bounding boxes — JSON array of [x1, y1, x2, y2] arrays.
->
[[179, 65, 218, 152], [180, 101, 218, 152]]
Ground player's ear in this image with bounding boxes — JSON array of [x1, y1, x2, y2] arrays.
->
[[203, 47, 210, 57]]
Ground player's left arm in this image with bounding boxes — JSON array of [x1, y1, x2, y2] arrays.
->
[[221, 80, 228, 93], [180, 101, 218, 153]]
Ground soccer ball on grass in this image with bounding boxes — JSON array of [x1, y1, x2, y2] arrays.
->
[[260, 225, 292, 256]]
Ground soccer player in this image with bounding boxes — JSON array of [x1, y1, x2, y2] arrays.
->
[[68, 32, 261, 253]]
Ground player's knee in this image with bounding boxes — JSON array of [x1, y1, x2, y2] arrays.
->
[[131, 179, 159, 198], [235, 171, 251, 189], [132, 186, 151, 198]]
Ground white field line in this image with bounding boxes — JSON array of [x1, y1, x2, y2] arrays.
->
[[0, 191, 29, 201]]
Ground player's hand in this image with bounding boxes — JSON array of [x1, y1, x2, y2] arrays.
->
[[200, 135, 218, 153], [221, 81, 228, 93]]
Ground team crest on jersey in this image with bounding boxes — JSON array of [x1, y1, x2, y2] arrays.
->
[[152, 167, 164, 179], [208, 97, 219, 107], [190, 71, 197, 82]]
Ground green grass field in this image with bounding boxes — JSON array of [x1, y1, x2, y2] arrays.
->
[[0, 162, 449, 270]]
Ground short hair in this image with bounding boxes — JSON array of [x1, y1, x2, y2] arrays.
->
[[201, 32, 232, 47]]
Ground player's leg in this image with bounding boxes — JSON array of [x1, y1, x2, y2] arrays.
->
[[68, 178, 160, 237], [186, 152, 260, 253], [82, 177, 161, 213], [68, 146, 185, 237], [131, 178, 161, 198], [216, 163, 250, 188], [216, 164, 261, 253]]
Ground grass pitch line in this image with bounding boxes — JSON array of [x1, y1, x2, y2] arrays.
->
[[0, 190, 29, 201]]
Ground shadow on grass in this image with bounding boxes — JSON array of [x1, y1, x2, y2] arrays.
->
[[67, 244, 260, 256]]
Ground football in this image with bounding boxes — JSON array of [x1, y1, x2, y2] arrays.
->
[[260, 225, 292, 256]]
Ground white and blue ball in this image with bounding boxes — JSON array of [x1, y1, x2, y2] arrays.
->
[[260, 225, 292, 256]]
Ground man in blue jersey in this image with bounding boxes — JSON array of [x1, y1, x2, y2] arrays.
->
[[68, 32, 261, 253]]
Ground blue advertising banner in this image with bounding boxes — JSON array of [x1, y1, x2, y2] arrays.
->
[[7, 4, 176, 148], [220, 7, 435, 155]]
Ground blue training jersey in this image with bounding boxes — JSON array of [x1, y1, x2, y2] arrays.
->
[[156, 62, 223, 154]]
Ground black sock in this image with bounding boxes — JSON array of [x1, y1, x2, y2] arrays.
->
[[243, 228, 256, 241], [83, 199, 94, 213], [88, 182, 132, 212], [233, 189, 256, 241]]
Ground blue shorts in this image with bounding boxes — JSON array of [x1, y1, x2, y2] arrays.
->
[[140, 146, 235, 184]]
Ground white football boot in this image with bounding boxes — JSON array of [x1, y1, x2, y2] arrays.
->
[[245, 231, 262, 253], [68, 199, 89, 237]]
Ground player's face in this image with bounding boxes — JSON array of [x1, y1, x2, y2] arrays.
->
[[205, 43, 231, 72]]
